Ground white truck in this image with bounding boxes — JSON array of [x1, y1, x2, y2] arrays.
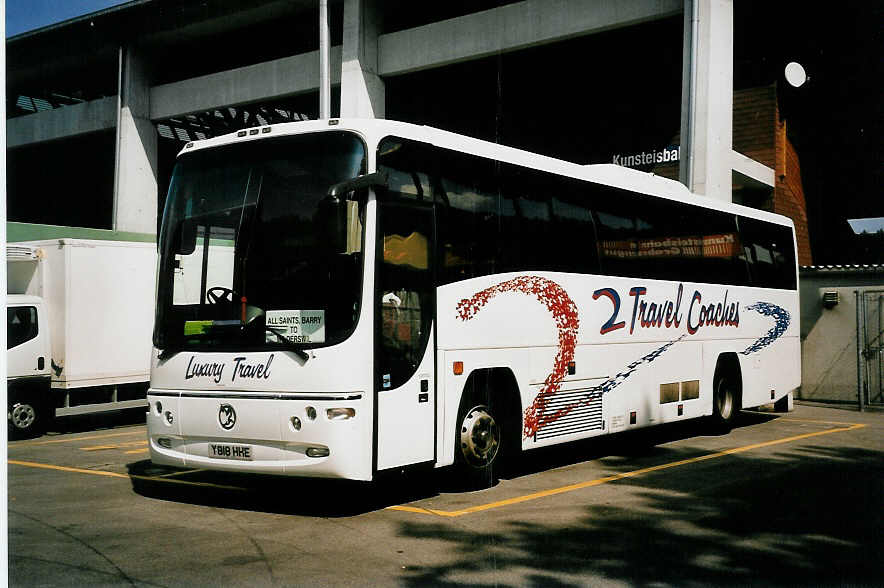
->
[[7, 239, 157, 437]]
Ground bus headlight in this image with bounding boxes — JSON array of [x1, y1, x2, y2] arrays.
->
[[327, 407, 356, 420]]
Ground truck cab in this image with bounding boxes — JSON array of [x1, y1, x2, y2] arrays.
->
[[7, 294, 51, 437]]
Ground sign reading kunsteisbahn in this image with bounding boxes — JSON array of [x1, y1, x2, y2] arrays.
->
[[613, 145, 680, 168]]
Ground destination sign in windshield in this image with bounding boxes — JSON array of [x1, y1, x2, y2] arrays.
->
[[265, 310, 326, 343]]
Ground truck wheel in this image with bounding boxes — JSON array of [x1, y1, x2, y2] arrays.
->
[[9, 400, 42, 439]]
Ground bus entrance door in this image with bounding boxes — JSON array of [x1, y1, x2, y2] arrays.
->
[[375, 202, 436, 470]]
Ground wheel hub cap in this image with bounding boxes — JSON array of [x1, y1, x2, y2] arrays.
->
[[460, 406, 500, 467], [11, 403, 35, 429]]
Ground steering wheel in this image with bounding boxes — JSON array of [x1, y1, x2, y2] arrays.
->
[[206, 287, 236, 304]]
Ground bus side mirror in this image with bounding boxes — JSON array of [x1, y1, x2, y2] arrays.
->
[[319, 195, 348, 253], [326, 171, 388, 201], [323, 171, 388, 253], [177, 219, 197, 255]]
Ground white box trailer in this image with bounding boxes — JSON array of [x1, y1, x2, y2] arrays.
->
[[7, 239, 157, 435]]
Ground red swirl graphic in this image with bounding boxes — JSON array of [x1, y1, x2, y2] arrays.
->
[[456, 276, 579, 438]]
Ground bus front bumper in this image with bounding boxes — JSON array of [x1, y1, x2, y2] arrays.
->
[[146, 389, 372, 481]]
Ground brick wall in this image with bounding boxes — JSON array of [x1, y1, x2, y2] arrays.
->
[[776, 120, 813, 264], [733, 85, 776, 170]]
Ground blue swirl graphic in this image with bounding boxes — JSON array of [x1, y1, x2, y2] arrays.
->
[[574, 335, 687, 403], [740, 302, 791, 355]]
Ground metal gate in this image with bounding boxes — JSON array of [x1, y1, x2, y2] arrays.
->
[[857, 289, 884, 409]]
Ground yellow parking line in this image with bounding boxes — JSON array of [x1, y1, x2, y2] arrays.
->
[[8, 460, 129, 479], [125, 449, 149, 455], [385, 505, 459, 517], [388, 422, 867, 518], [10, 430, 145, 447], [126, 474, 245, 491], [8, 459, 245, 491], [155, 469, 202, 478], [81, 440, 148, 452], [781, 417, 870, 427]]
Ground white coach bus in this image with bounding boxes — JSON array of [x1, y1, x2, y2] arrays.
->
[[147, 119, 800, 484]]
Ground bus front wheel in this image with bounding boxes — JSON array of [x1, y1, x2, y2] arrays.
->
[[455, 399, 507, 489], [459, 405, 501, 469]]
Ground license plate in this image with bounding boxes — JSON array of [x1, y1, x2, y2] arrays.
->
[[209, 443, 253, 461]]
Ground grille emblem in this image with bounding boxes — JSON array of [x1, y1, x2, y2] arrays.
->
[[218, 404, 236, 430]]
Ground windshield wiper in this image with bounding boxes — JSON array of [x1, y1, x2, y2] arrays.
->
[[262, 326, 309, 362], [157, 347, 179, 361]]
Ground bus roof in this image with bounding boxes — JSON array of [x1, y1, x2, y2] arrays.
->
[[179, 118, 795, 230]]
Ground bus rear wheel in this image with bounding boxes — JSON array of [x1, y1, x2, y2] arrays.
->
[[711, 374, 740, 431]]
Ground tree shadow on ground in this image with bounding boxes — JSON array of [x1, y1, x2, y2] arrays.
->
[[395, 442, 883, 587]]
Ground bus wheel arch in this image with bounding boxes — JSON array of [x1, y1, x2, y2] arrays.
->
[[711, 353, 742, 430], [454, 367, 522, 487]]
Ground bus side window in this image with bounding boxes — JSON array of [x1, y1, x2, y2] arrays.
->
[[738, 216, 796, 289], [498, 165, 552, 273], [435, 154, 500, 283], [550, 191, 599, 274], [497, 163, 600, 275], [593, 187, 747, 286]]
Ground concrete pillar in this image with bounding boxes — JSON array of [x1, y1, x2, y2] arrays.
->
[[320, 0, 331, 118], [679, 0, 733, 201], [114, 45, 158, 235], [340, 0, 384, 118]]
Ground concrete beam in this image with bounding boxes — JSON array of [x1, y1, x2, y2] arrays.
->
[[150, 48, 342, 120], [149, 0, 679, 120], [378, 0, 683, 76], [732, 149, 774, 189], [6, 96, 117, 148]]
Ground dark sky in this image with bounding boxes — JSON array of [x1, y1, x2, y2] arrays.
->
[[743, 3, 882, 197], [734, 2, 883, 263]]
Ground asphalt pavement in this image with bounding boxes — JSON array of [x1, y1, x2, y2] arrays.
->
[[7, 403, 883, 586]]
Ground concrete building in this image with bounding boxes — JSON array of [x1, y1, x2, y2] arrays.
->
[[10, 0, 881, 409], [7, 0, 775, 245]]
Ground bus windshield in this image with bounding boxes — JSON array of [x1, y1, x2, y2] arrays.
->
[[153, 131, 366, 354]]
